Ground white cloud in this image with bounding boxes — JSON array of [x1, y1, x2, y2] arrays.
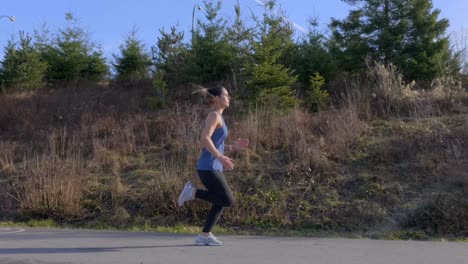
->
[[254, 0, 265, 6], [291, 21, 307, 33], [251, 0, 307, 34]]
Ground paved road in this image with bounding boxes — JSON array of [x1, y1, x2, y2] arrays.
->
[[0, 227, 466, 264]]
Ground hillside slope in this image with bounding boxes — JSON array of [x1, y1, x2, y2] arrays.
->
[[0, 83, 467, 239]]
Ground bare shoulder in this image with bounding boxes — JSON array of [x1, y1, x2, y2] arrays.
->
[[205, 111, 221, 121], [204, 111, 222, 127]]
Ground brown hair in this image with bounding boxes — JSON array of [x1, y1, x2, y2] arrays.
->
[[192, 84, 225, 98]]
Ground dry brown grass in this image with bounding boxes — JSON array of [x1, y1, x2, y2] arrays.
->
[[233, 105, 365, 172], [336, 62, 468, 121], [0, 142, 17, 175], [1, 72, 467, 236], [14, 132, 87, 219]]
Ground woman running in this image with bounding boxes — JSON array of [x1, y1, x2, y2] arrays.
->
[[177, 86, 249, 246]]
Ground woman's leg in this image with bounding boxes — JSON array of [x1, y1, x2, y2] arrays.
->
[[195, 170, 234, 233], [203, 204, 224, 233]]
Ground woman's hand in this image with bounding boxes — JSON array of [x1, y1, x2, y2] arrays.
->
[[232, 138, 249, 151], [219, 155, 235, 170], [220, 138, 249, 170]]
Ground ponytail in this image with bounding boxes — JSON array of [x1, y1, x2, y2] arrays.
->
[[191, 84, 224, 98], [192, 84, 211, 98]]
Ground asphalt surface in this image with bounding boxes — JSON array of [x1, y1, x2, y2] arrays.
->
[[0, 227, 466, 264]]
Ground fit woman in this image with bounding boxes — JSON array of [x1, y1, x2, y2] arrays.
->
[[177, 86, 249, 246]]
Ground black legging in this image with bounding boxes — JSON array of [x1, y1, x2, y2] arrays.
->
[[195, 170, 235, 233]]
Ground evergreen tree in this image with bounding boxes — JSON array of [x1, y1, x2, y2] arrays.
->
[[292, 17, 336, 87], [401, 0, 457, 80], [0, 32, 48, 91], [150, 69, 168, 108], [363, 0, 409, 63], [191, 0, 235, 83], [152, 26, 191, 87], [331, 0, 455, 81], [86, 50, 110, 81], [42, 13, 109, 82], [245, 0, 298, 111], [112, 28, 152, 81], [225, 0, 253, 93], [329, 9, 371, 74], [306, 72, 330, 112]]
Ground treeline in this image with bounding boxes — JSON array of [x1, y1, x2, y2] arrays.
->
[[0, 0, 463, 111]]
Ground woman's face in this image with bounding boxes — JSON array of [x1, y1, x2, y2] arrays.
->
[[215, 88, 230, 108]]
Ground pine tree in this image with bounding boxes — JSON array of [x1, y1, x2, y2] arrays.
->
[[329, 9, 371, 74], [331, 0, 455, 81], [400, 0, 456, 80], [86, 50, 109, 81], [292, 17, 336, 87], [225, 0, 253, 94], [42, 13, 109, 82], [307, 72, 330, 112], [363, 0, 409, 63], [0, 32, 48, 91], [152, 26, 191, 87], [112, 28, 152, 81], [191, 0, 235, 83], [245, 0, 298, 111]]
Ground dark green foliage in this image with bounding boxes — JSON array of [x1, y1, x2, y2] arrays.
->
[[331, 0, 456, 81], [190, 0, 236, 83], [112, 28, 152, 81], [291, 18, 336, 87], [0, 32, 47, 91], [38, 13, 109, 82], [225, 0, 253, 94], [329, 9, 371, 74], [399, 0, 458, 81], [306, 72, 330, 112], [87, 51, 110, 81], [245, 0, 298, 111], [364, 0, 409, 64], [152, 26, 192, 87], [149, 69, 168, 109]]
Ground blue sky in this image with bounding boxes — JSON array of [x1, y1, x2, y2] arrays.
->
[[0, 0, 466, 62]]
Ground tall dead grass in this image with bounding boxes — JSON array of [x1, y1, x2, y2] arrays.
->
[[0, 142, 17, 175], [15, 130, 87, 219], [337, 61, 468, 120], [235, 105, 365, 171]]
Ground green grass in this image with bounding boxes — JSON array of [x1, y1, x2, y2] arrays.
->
[[2, 219, 467, 242], [0, 219, 57, 228]]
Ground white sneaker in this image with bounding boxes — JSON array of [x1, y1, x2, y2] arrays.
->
[[195, 233, 223, 246], [178, 181, 194, 207]]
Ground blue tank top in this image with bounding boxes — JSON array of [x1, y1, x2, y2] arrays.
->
[[197, 112, 228, 171]]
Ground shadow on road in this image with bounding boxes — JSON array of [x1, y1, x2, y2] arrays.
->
[[0, 245, 197, 254]]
